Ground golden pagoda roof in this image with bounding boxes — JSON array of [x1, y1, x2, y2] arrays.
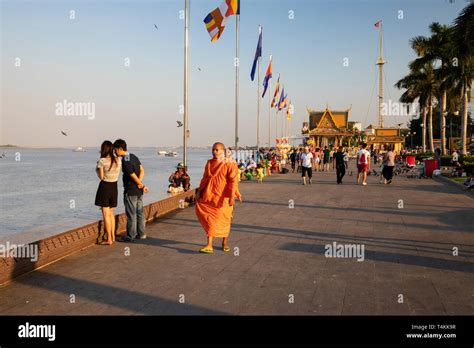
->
[[306, 106, 351, 131]]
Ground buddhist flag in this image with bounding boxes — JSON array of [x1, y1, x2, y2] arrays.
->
[[374, 20, 382, 28], [286, 101, 293, 120], [280, 92, 288, 110], [262, 55, 272, 97], [204, 0, 240, 42], [277, 87, 286, 111], [271, 74, 280, 107], [250, 26, 262, 81]]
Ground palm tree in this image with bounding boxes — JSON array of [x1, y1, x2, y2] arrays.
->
[[410, 23, 452, 155], [406, 38, 441, 152], [395, 62, 436, 152], [449, 3, 474, 155]]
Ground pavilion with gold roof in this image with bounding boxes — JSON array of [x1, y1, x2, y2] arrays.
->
[[364, 125, 405, 152], [302, 106, 353, 148]]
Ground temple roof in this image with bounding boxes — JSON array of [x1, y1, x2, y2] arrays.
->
[[307, 106, 351, 130]]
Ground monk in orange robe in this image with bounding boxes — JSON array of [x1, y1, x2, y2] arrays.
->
[[195, 142, 242, 253]]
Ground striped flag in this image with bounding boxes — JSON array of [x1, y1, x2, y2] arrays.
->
[[203, 0, 240, 42], [271, 74, 280, 107], [374, 20, 382, 28], [286, 101, 293, 120], [277, 87, 287, 111], [250, 26, 262, 81], [262, 55, 272, 97]]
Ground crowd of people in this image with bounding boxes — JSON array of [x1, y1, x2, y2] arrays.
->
[[94, 140, 470, 253], [233, 143, 397, 186]]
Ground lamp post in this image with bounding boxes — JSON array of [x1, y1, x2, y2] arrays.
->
[[409, 131, 416, 149]]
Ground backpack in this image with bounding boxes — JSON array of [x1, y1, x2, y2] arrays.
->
[[359, 151, 366, 164]]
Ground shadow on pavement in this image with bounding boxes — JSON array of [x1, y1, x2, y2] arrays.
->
[[279, 242, 474, 273]]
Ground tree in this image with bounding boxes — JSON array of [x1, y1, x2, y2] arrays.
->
[[411, 23, 452, 155], [450, 3, 474, 154], [395, 63, 436, 152], [409, 34, 442, 153]]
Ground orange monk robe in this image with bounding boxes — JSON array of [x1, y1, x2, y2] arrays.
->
[[195, 158, 242, 238]]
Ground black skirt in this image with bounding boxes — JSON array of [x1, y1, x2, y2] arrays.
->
[[95, 181, 118, 208]]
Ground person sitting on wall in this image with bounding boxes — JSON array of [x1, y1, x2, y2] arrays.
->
[[168, 162, 190, 192]]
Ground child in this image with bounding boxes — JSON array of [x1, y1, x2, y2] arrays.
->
[[257, 164, 264, 183], [379, 159, 385, 184], [265, 159, 272, 176], [245, 169, 253, 181]]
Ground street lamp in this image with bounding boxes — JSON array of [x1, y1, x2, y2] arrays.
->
[[409, 131, 416, 149]]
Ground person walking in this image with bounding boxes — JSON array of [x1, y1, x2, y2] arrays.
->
[[296, 148, 303, 173], [314, 147, 321, 172], [356, 143, 371, 186], [343, 148, 349, 170], [195, 142, 242, 254], [329, 147, 335, 168], [323, 146, 330, 172], [382, 145, 396, 184], [95, 140, 121, 245], [301, 146, 314, 185], [290, 149, 297, 173], [333, 146, 346, 184], [113, 139, 149, 242]]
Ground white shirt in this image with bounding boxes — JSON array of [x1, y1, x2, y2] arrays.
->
[[301, 152, 313, 168], [97, 157, 121, 182], [357, 149, 370, 164]]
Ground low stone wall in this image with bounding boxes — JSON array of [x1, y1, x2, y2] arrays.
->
[[0, 189, 196, 286]]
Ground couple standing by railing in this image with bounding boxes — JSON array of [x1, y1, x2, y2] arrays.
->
[[94, 139, 149, 245]]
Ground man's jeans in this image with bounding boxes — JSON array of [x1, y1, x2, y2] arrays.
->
[[124, 193, 145, 239], [336, 164, 346, 183]]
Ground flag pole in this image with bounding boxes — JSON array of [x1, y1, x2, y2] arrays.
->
[[376, 21, 385, 128], [280, 93, 283, 139], [183, 0, 189, 166], [234, 13, 240, 155], [281, 112, 284, 139], [275, 108, 278, 146], [288, 103, 293, 144], [268, 78, 271, 148], [257, 42, 261, 151]]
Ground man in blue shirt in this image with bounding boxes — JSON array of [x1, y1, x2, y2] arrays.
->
[[113, 139, 149, 242]]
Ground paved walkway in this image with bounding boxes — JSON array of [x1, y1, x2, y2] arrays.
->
[[0, 164, 473, 315]]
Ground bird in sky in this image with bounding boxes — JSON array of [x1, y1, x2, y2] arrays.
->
[[197, 67, 202, 71], [154, 24, 158, 30], [61, 131, 68, 136], [176, 121, 183, 128]]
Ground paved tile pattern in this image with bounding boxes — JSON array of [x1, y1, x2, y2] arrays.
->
[[0, 163, 473, 315]]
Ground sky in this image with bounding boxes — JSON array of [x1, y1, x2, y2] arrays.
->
[[0, 0, 469, 148]]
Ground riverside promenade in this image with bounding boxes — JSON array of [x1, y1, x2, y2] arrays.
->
[[0, 166, 473, 315]]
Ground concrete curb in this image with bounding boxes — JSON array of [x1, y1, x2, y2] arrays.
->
[[433, 175, 474, 195]]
